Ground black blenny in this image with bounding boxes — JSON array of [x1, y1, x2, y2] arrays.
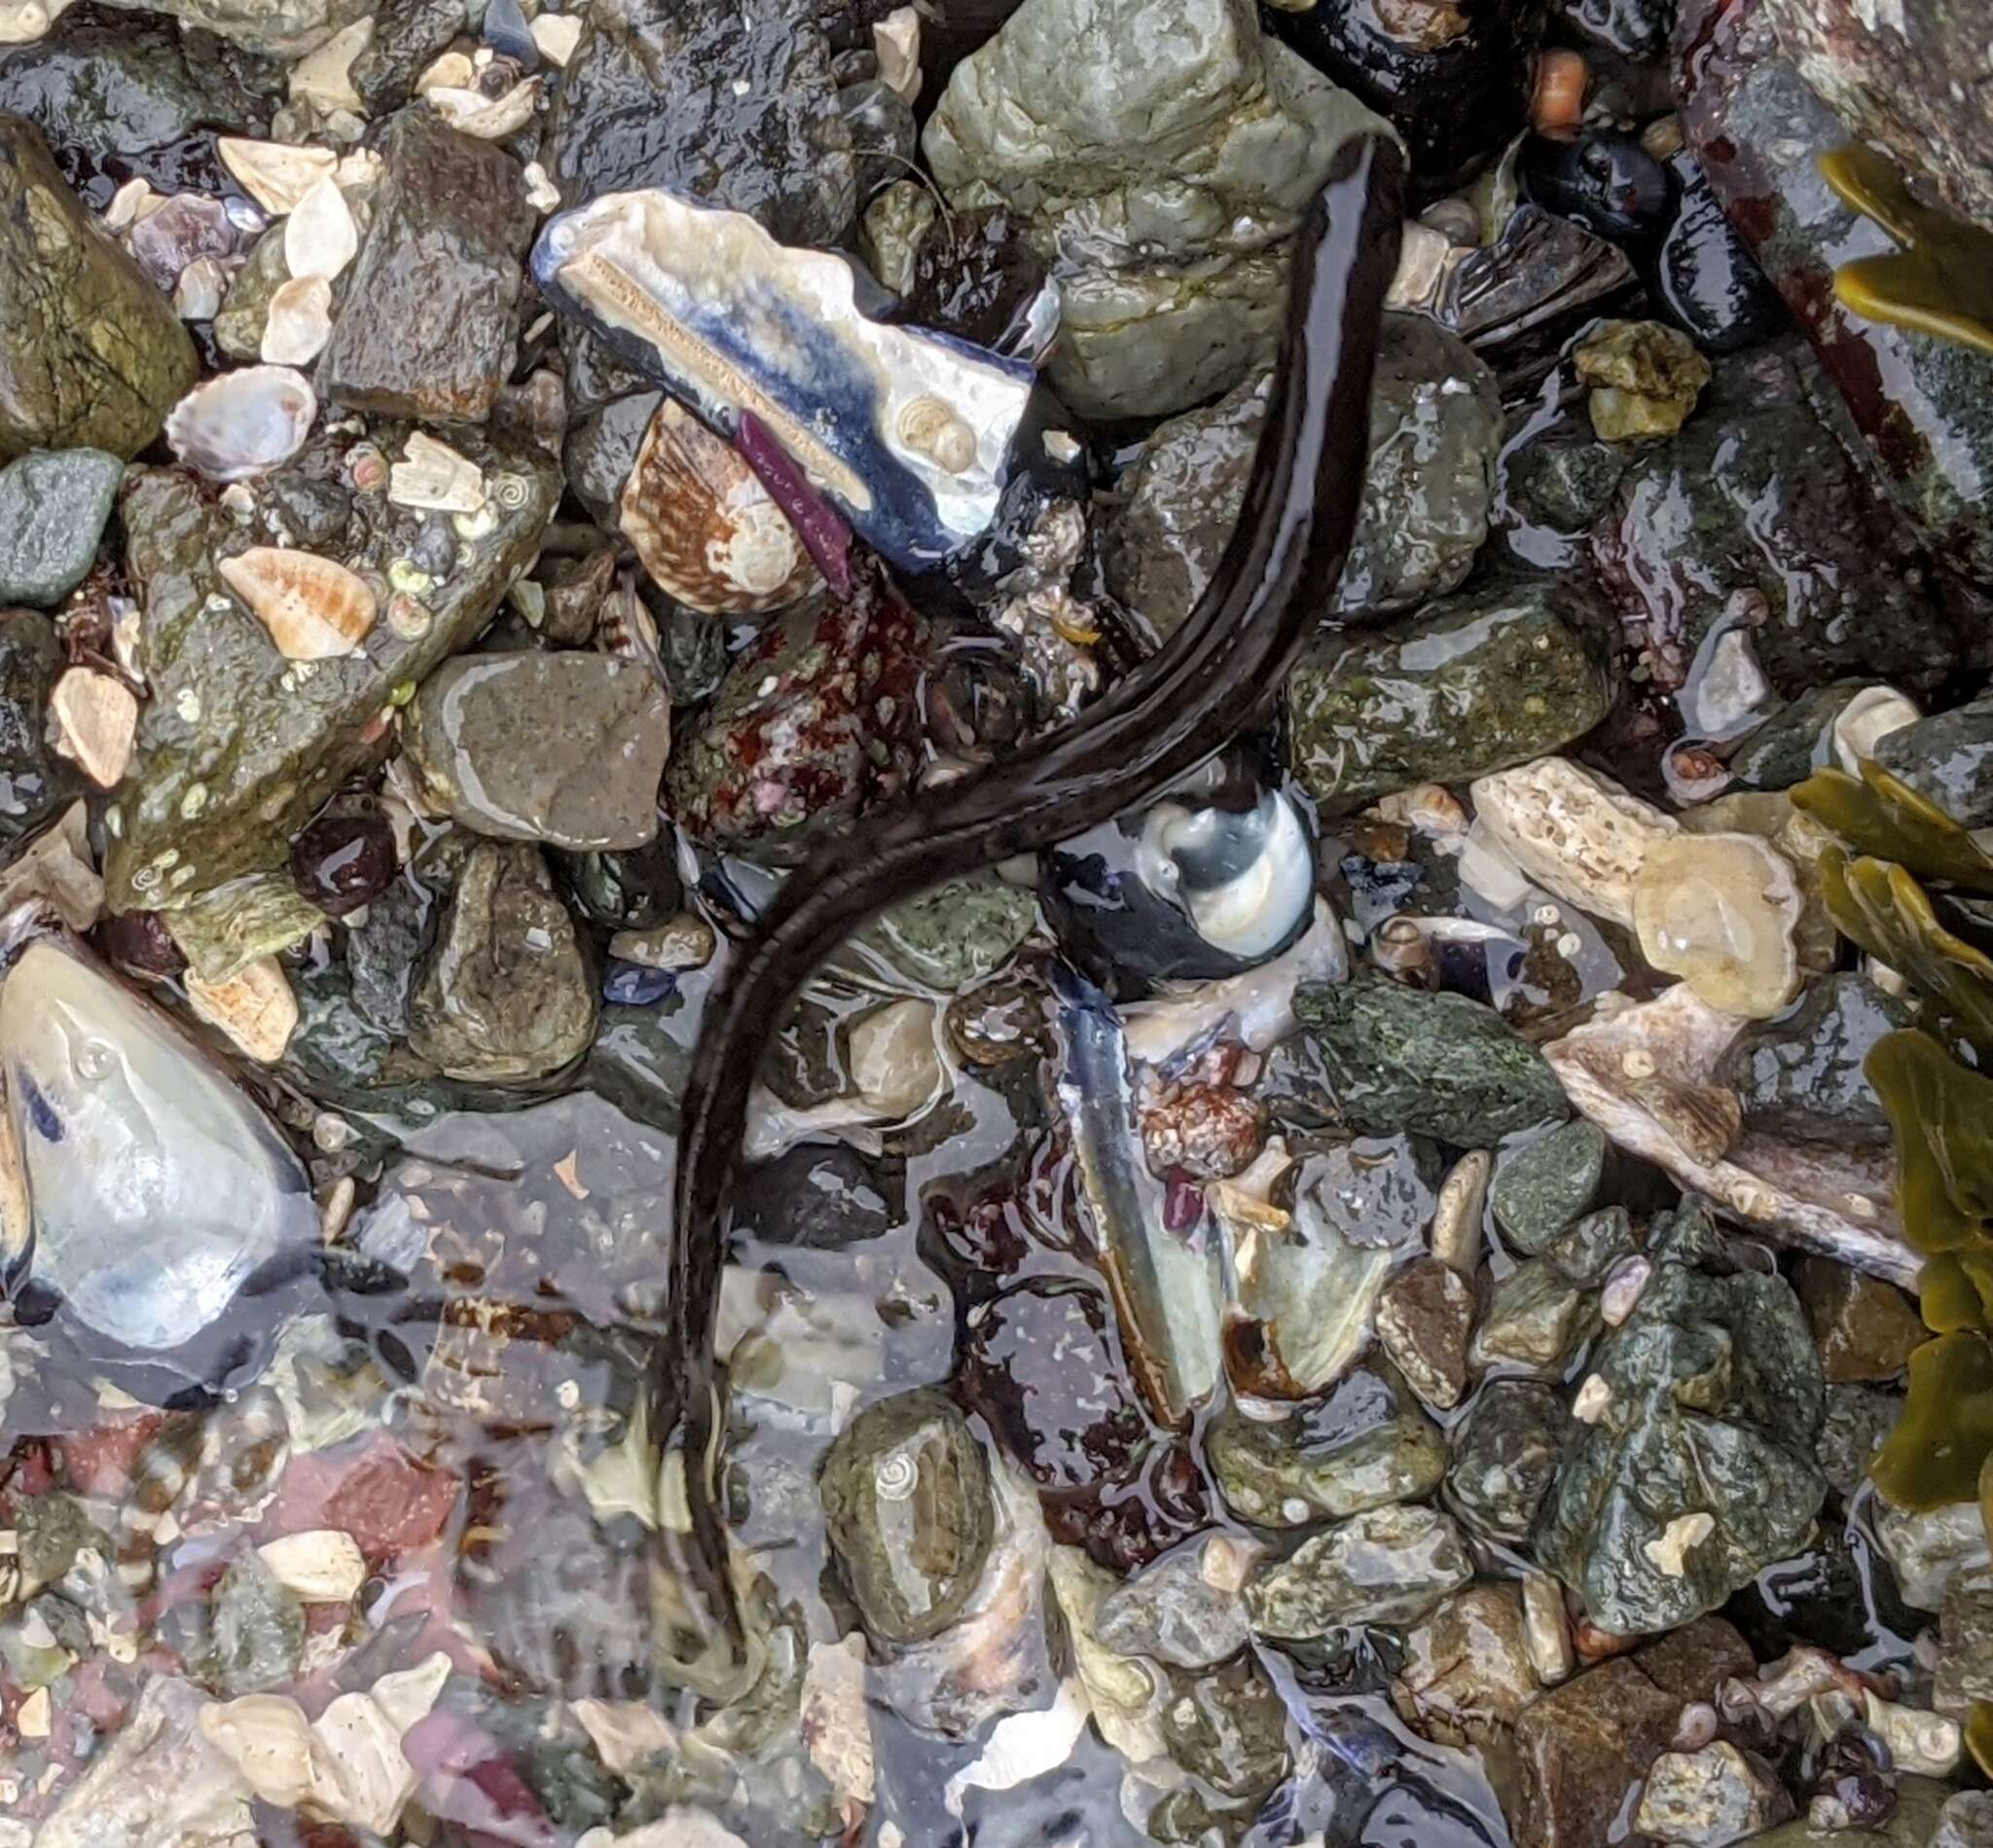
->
[[655, 133, 1408, 1684]]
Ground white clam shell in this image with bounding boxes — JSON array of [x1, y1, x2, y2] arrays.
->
[[284, 174, 357, 282], [218, 137, 337, 215], [164, 365, 317, 482], [260, 275, 334, 365]]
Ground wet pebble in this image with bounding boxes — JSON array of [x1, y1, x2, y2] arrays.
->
[[1244, 1504, 1472, 1638]]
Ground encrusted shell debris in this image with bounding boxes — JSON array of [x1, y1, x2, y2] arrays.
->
[[284, 176, 357, 283], [389, 430, 488, 514], [260, 276, 334, 366], [49, 669, 138, 789], [185, 955, 300, 1064], [532, 187, 1035, 570], [619, 399, 819, 614], [164, 365, 317, 482], [217, 137, 337, 215], [1469, 756, 1678, 927], [427, 77, 542, 139], [219, 547, 379, 660]]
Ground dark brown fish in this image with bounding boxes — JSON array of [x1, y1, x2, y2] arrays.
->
[[656, 134, 1408, 1685]]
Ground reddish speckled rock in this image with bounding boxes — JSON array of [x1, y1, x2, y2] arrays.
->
[[667, 569, 926, 850]]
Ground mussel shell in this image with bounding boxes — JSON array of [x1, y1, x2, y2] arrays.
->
[[1518, 130, 1672, 245]]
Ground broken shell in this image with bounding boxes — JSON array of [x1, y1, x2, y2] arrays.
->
[[1470, 757, 1677, 927], [416, 49, 475, 91], [874, 5, 921, 101], [289, 15, 370, 113], [164, 365, 317, 482], [1631, 832, 1802, 1019], [200, 1695, 319, 1809], [532, 187, 1034, 570], [529, 11, 581, 64], [185, 956, 299, 1064], [256, 1529, 366, 1602], [260, 275, 334, 366], [49, 670, 138, 789], [219, 547, 379, 660], [174, 257, 229, 322], [389, 430, 488, 515], [427, 76, 541, 139], [217, 137, 338, 216], [619, 400, 819, 614], [284, 175, 357, 283], [1831, 686, 1920, 774]]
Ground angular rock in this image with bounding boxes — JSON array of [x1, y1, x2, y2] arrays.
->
[[1393, 1583, 1542, 1753], [1794, 1256, 1924, 1384], [199, 1549, 305, 1696], [1374, 1256, 1473, 1411], [1447, 1380, 1571, 1544], [1874, 1499, 1992, 1612], [1245, 1504, 1471, 1637], [1633, 1742, 1794, 1846], [0, 447, 123, 606], [1491, 1120, 1608, 1256], [1534, 1205, 1828, 1636], [922, 0, 1390, 418], [1748, 1781, 1956, 1848], [0, 113, 197, 459], [407, 842, 597, 1084], [1095, 1536, 1254, 1669], [0, 605, 79, 848], [1468, 1257, 1598, 1382], [1286, 575, 1619, 813], [103, 424, 557, 910], [1816, 1380, 1900, 1499], [545, 0, 855, 241], [1676, 7, 1993, 587], [667, 574, 925, 852], [1208, 1357, 1445, 1527], [350, 0, 459, 114], [818, 1386, 995, 1646], [1508, 1659, 1683, 1848], [1105, 315, 1501, 636], [1267, 970, 1571, 1144], [1717, 972, 1911, 1149], [212, 224, 288, 363], [402, 653, 670, 852], [1876, 696, 1993, 830], [317, 108, 534, 424]]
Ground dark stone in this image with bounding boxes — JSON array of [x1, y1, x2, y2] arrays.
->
[[888, 206, 1049, 356], [1677, 0, 1993, 585], [1509, 1657, 1684, 1848], [731, 1142, 900, 1250], [1647, 148, 1786, 355], [544, 0, 855, 242], [1491, 1120, 1608, 1255], [0, 4, 273, 160], [1286, 574, 1619, 814], [1794, 1256, 1924, 1384], [350, 0, 464, 113], [1725, 680, 1869, 789], [551, 836, 681, 932], [317, 108, 534, 425], [1875, 696, 1993, 829], [345, 871, 433, 1037], [0, 113, 197, 459], [562, 388, 661, 531], [1158, 1656, 1290, 1801], [1265, 971, 1571, 1144], [1718, 973, 1913, 1147], [0, 607, 79, 847], [1519, 129, 1671, 245], [288, 805, 396, 918], [1503, 433, 1628, 537], [1534, 1204, 1827, 1635], [1551, 0, 1673, 54], [1446, 1379, 1571, 1542], [1590, 344, 1967, 692], [959, 1280, 1149, 1493], [1373, 1256, 1474, 1410]]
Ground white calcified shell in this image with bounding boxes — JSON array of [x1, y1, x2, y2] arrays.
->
[[619, 399, 818, 614], [218, 137, 337, 215], [284, 175, 357, 282], [388, 430, 487, 514], [174, 256, 229, 321], [220, 546, 378, 660], [0, 0, 67, 44], [1544, 984, 1913, 1284], [256, 1529, 366, 1601], [1468, 756, 1678, 927], [48, 670, 137, 789], [185, 956, 299, 1064], [288, 16, 370, 113], [165, 365, 316, 482], [427, 76, 541, 138], [260, 275, 334, 365], [1832, 685, 1920, 773]]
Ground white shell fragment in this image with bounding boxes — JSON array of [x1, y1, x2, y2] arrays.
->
[[945, 1679, 1091, 1816], [0, 0, 69, 44], [288, 15, 371, 113], [532, 188, 1036, 571], [874, 5, 922, 101], [255, 1530, 367, 1602], [284, 175, 358, 282], [218, 137, 337, 215], [49, 670, 138, 789], [427, 76, 541, 139], [1832, 685, 1920, 774], [260, 275, 334, 366], [174, 257, 229, 322], [1469, 757, 1677, 927], [165, 365, 317, 482], [220, 547, 379, 660], [529, 10, 582, 64], [185, 956, 300, 1064], [389, 431, 488, 514]]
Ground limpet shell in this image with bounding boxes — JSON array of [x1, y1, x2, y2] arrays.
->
[[619, 400, 819, 615], [220, 546, 379, 660], [217, 136, 337, 215], [284, 175, 357, 283], [164, 365, 317, 482], [260, 275, 334, 365]]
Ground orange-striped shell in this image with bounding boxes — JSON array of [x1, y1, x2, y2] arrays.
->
[[619, 401, 819, 616], [219, 547, 379, 660]]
